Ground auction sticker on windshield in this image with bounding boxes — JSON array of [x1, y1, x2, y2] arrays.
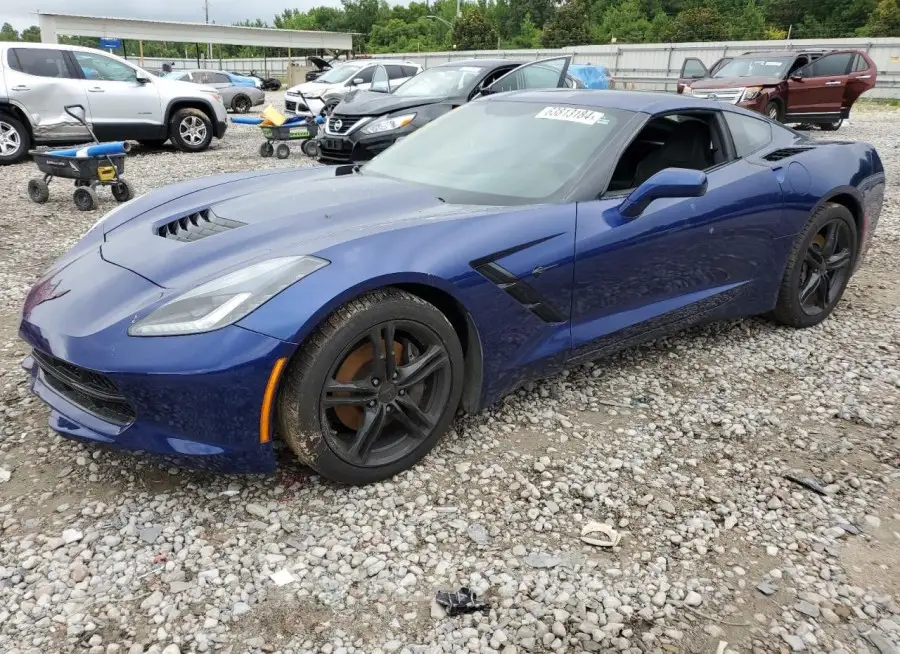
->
[[535, 106, 608, 125]]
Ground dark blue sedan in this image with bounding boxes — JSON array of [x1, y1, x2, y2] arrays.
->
[[19, 83, 885, 484]]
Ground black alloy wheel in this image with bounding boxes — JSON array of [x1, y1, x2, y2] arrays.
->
[[797, 219, 853, 316], [771, 202, 857, 328], [232, 95, 252, 114], [277, 289, 464, 485], [321, 321, 452, 468]]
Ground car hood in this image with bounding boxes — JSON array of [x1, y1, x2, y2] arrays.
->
[[287, 80, 342, 95], [335, 91, 449, 116], [690, 76, 781, 88], [100, 168, 482, 289], [309, 56, 333, 71]]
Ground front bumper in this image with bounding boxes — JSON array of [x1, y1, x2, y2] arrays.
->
[[285, 96, 324, 116], [215, 120, 228, 139], [19, 249, 292, 473], [318, 127, 408, 163], [737, 96, 768, 113]]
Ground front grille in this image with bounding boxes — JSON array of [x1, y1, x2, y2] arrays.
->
[[156, 209, 246, 242], [285, 100, 297, 112], [690, 88, 744, 104], [32, 349, 136, 425], [326, 114, 366, 135]]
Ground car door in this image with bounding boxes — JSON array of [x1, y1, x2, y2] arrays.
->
[[678, 57, 708, 93], [568, 110, 784, 363], [68, 50, 163, 140], [370, 65, 391, 94], [786, 52, 854, 119], [844, 53, 877, 110], [486, 56, 572, 94], [5, 47, 91, 141], [346, 64, 376, 92]]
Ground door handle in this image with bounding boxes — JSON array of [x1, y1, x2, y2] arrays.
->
[[532, 263, 558, 277], [854, 75, 871, 80], [11, 85, 29, 91], [88, 87, 105, 93], [824, 81, 842, 86]]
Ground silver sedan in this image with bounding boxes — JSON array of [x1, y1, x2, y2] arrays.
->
[[164, 70, 266, 113]]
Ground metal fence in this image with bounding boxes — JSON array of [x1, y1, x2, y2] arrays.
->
[[139, 36, 900, 98]]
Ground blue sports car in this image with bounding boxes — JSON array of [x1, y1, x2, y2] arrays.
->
[[19, 58, 885, 484]]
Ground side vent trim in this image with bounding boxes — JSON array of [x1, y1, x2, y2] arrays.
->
[[763, 146, 816, 162], [156, 209, 246, 242]]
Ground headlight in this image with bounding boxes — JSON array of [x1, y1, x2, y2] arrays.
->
[[201, 90, 222, 104], [286, 90, 299, 97], [742, 86, 763, 101], [362, 113, 416, 135], [254, 79, 263, 88], [683, 86, 693, 96], [129, 255, 329, 336]]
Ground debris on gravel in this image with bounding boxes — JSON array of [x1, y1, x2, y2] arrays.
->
[[0, 99, 898, 653]]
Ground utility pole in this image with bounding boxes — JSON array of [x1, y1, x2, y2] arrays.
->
[[204, 0, 212, 63]]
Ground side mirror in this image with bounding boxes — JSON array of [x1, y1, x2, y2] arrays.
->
[[619, 168, 708, 219], [791, 71, 803, 81], [136, 74, 151, 84], [351, 77, 365, 86]]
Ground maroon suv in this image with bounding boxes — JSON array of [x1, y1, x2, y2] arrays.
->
[[677, 49, 877, 131]]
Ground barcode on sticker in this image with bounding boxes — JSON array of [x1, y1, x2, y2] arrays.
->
[[535, 106, 605, 125]]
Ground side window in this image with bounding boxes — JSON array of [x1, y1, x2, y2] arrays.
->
[[211, 72, 231, 84], [402, 66, 419, 77], [352, 66, 375, 85], [788, 56, 808, 76], [807, 53, 853, 78], [724, 112, 772, 157], [73, 52, 137, 82], [8, 48, 71, 78], [493, 57, 568, 93], [853, 54, 869, 72], [385, 65, 405, 80], [682, 58, 707, 79]]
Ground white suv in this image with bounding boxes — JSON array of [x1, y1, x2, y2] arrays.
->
[[0, 42, 229, 165], [284, 59, 422, 116]]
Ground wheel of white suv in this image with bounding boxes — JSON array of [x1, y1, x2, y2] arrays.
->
[[0, 113, 31, 165], [168, 108, 213, 153]]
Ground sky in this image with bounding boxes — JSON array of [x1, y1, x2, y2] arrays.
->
[[3, 0, 337, 30]]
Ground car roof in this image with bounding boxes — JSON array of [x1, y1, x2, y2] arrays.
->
[[353, 59, 420, 66], [435, 58, 518, 69], [494, 89, 743, 115]]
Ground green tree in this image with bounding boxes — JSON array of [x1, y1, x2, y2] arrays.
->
[[858, 0, 900, 35], [595, 0, 653, 42], [664, 6, 728, 41], [503, 11, 542, 48], [649, 11, 673, 40], [0, 22, 19, 41], [729, 0, 766, 39], [21, 25, 41, 42], [451, 7, 499, 50], [541, 0, 593, 47]]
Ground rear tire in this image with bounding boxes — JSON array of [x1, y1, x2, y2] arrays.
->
[[111, 179, 134, 203], [276, 289, 464, 485], [168, 108, 213, 153], [27, 178, 49, 203], [73, 186, 98, 212], [819, 119, 843, 131], [0, 113, 31, 165], [259, 142, 274, 158], [770, 202, 857, 328], [301, 139, 319, 158], [275, 143, 291, 159]]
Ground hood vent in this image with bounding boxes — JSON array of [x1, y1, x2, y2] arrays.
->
[[763, 146, 816, 162], [156, 209, 246, 242]]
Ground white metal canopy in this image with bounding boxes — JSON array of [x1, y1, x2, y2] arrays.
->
[[37, 13, 353, 50]]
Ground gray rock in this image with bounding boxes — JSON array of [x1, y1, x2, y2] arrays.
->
[[684, 591, 702, 607], [467, 523, 489, 545], [794, 600, 820, 618], [524, 552, 561, 569], [782, 633, 807, 651], [138, 526, 161, 544]]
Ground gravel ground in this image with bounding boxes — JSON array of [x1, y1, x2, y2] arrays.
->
[[0, 96, 898, 654]]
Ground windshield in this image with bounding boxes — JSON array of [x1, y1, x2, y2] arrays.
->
[[316, 64, 366, 84], [363, 100, 630, 204], [713, 57, 792, 78], [393, 66, 485, 97]]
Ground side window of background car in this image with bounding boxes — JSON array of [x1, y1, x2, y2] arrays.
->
[[8, 48, 72, 78], [724, 112, 772, 158], [73, 52, 137, 82], [682, 58, 707, 78], [401, 66, 419, 77], [806, 53, 854, 78], [385, 65, 406, 80], [853, 54, 869, 72], [351, 66, 375, 85], [212, 73, 231, 84]]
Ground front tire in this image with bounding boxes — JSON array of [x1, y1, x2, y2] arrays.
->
[[0, 114, 31, 165], [277, 289, 465, 485], [168, 108, 213, 152], [27, 178, 49, 203], [765, 100, 783, 122], [73, 186, 98, 212], [770, 202, 857, 328], [231, 94, 252, 114]]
